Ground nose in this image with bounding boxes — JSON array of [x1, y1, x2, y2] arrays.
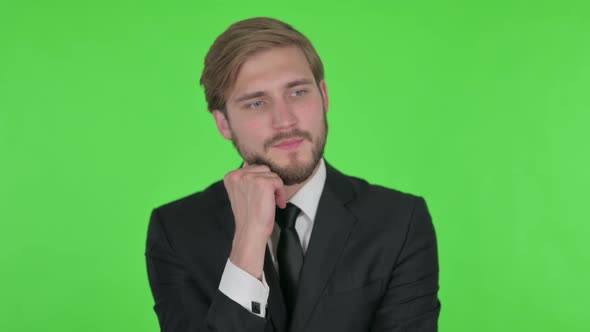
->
[[271, 98, 297, 129]]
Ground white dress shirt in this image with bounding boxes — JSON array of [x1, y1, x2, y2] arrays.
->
[[218, 158, 327, 318]]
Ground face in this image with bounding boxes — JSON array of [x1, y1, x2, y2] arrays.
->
[[213, 45, 329, 185]]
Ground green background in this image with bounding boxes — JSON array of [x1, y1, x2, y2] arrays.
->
[[1, 0, 589, 331]]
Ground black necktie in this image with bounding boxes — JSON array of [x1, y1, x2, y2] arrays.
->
[[275, 202, 303, 319]]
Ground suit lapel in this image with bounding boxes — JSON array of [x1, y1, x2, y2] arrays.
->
[[289, 161, 357, 332]]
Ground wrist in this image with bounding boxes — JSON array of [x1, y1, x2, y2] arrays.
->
[[230, 228, 268, 280]]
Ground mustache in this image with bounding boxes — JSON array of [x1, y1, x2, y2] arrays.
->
[[265, 129, 312, 149]]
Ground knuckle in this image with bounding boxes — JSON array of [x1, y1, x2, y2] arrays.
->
[[223, 174, 231, 185], [243, 172, 256, 182], [224, 172, 237, 183], [253, 176, 267, 186]]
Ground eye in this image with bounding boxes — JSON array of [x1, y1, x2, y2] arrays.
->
[[292, 89, 306, 97], [247, 100, 264, 109]]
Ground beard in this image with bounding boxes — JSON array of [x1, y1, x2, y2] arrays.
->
[[229, 110, 328, 185]]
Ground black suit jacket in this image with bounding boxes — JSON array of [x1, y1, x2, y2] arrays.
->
[[146, 161, 440, 332]]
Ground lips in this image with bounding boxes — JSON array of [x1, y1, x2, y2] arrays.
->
[[273, 138, 304, 147], [272, 138, 305, 151]]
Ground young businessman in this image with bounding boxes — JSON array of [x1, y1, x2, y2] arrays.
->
[[146, 17, 441, 332]]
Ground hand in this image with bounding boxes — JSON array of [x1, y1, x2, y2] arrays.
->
[[223, 164, 287, 279]]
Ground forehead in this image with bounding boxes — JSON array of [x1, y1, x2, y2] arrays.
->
[[228, 46, 315, 101]]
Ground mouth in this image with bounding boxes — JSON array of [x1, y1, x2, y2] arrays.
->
[[272, 138, 305, 151]]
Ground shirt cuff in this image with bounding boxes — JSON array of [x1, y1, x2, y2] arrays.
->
[[218, 258, 270, 318]]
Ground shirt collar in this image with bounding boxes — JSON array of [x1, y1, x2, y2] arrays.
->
[[288, 158, 326, 222]]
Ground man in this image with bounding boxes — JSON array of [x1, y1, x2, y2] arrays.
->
[[146, 17, 440, 332]]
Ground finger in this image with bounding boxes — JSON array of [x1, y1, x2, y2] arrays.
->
[[275, 190, 286, 209], [250, 173, 282, 179], [241, 164, 271, 173], [272, 179, 287, 209]]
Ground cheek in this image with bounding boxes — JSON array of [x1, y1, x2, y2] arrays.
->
[[302, 104, 326, 132], [295, 99, 320, 121], [236, 119, 270, 146]]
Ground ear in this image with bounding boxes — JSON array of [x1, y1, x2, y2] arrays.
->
[[319, 79, 329, 113], [212, 109, 233, 140]]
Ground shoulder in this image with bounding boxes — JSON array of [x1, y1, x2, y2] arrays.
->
[[146, 179, 231, 258], [335, 166, 424, 209], [338, 171, 428, 225], [349, 174, 418, 202], [151, 180, 227, 224]]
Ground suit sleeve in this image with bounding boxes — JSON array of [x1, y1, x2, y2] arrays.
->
[[145, 208, 269, 332], [370, 197, 441, 332]]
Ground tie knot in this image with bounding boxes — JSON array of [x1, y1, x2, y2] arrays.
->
[[275, 202, 301, 230]]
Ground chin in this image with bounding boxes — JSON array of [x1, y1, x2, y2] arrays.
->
[[271, 149, 312, 166], [271, 155, 319, 185]]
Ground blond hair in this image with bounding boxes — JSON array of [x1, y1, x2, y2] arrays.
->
[[199, 17, 325, 114]]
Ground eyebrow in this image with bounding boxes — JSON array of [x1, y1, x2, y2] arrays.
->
[[233, 78, 314, 103]]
